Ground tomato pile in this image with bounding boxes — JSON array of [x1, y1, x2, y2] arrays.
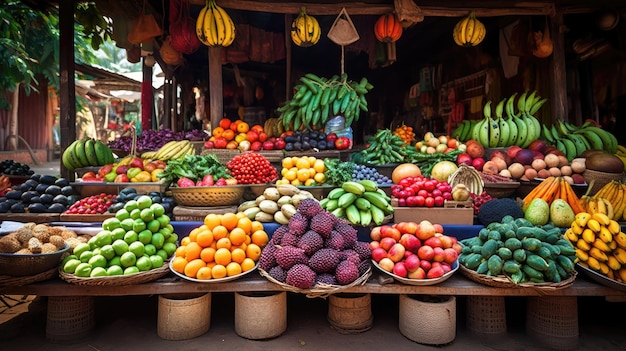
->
[[226, 152, 278, 184], [391, 176, 453, 207], [65, 193, 116, 214]]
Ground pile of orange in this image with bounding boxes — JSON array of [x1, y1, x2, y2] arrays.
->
[[171, 212, 269, 280], [276, 156, 326, 186], [393, 123, 415, 144]]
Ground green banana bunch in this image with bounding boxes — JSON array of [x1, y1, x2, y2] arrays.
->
[[62, 138, 115, 171], [542, 119, 619, 161], [320, 180, 393, 226], [358, 129, 406, 165], [277, 73, 373, 131]]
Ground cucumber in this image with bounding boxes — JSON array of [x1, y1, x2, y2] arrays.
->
[[464, 253, 483, 270], [556, 255, 576, 273], [514, 218, 533, 228], [556, 243, 576, 257], [478, 228, 490, 241], [476, 260, 489, 275], [535, 246, 554, 260], [510, 270, 526, 284]]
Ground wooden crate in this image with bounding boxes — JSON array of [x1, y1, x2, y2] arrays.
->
[[392, 206, 474, 225]]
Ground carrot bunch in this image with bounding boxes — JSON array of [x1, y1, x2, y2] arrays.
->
[[522, 176, 585, 214]]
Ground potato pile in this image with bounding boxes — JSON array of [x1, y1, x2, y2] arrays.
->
[[0, 223, 86, 255]]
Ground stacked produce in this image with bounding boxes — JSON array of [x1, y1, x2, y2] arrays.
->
[[204, 119, 285, 151], [237, 184, 316, 224], [357, 129, 406, 165], [541, 120, 619, 158], [283, 130, 335, 151], [320, 180, 393, 226], [476, 198, 524, 225], [141, 140, 196, 161], [393, 123, 415, 144], [370, 220, 462, 279], [276, 73, 372, 131], [414, 132, 465, 155], [64, 193, 116, 215], [62, 138, 115, 171], [61, 195, 177, 277], [226, 152, 278, 184], [563, 212, 626, 282], [108, 188, 176, 219], [0, 223, 72, 254], [452, 12, 486, 47], [0, 160, 34, 176], [324, 158, 392, 187], [90, 156, 167, 183], [158, 154, 233, 187], [259, 198, 372, 289], [459, 215, 577, 284], [581, 180, 626, 221], [108, 129, 204, 154], [276, 156, 326, 186], [0, 175, 75, 213], [522, 176, 584, 215], [171, 212, 268, 280], [469, 191, 494, 215], [391, 176, 453, 208]]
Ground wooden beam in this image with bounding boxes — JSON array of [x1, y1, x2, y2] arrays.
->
[[59, 0, 76, 180], [208, 47, 223, 130], [550, 12, 568, 123], [284, 13, 292, 101], [192, 0, 556, 17]]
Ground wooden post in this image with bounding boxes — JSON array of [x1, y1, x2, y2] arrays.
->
[[59, 0, 76, 180], [285, 14, 292, 101], [142, 58, 153, 132], [549, 12, 568, 124], [208, 47, 223, 131]]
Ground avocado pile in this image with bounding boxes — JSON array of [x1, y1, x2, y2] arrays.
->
[[0, 160, 34, 176], [0, 174, 76, 213], [284, 130, 331, 151]]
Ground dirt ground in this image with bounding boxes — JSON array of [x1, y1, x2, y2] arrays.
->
[[1, 292, 626, 351]]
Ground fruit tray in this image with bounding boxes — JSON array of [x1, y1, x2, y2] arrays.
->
[[576, 263, 626, 292], [259, 266, 372, 299], [372, 260, 459, 286], [59, 261, 170, 286], [169, 260, 258, 283], [459, 265, 577, 290], [70, 181, 169, 197]]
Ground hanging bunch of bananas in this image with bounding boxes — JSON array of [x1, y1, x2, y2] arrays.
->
[[196, 0, 235, 47], [452, 12, 486, 47], [276, 73, 373, 131], [291, 7, 321, 47]]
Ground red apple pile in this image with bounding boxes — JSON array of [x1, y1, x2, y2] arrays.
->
[[370, 220, 463, 279], [391, 176, 453, 207]]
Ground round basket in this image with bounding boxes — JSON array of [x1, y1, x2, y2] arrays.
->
[[0, 267, 58, 286], [459, 265, 577, 290], [0, 244, 70, 277], [258, 266, 372, 299], [170, 185, 247, 207], [58, 261, 170, 286], [582, 169, 625, 195], [526, 296, 579, 350]]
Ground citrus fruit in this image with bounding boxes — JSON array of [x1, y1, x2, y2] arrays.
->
[[151, 233, 165, 249], [120, 218, 136, 232], [226, 262, 242, 276], [73, 243, 91, 258], [165, 233, 178, 244], [79, 250, 94, 263], [200, 247, 216, 263], [156, 214, 170, 228], [212, 225, 228, 240], [159, 226, 173, 237], [138, 229, 152, 245], [211, 264, 227, 279], [124, 200, 138, 212], [94, 230, 113, 247], [88, 254, 107, 268], [196, 230, 214, 248], [99, 245, 116, 260], [196, 266, 212, 280], [156, 249, 168, 261], [184, 258, 205, 278], [130, 208, 141, 220], [251, 230, 269, 247], [115, 208, 130, 221], [171, 256, 188, 274], [129, 241, 145, 257], [150, 203, 165, 217], [63, 259, 81, 274], [132, 218, 147, 233], [106, 265, 124, 276], [90, 267, 108, 277], [185, 242, 202, 261], [103, 217, 121, 231], [136, 256, 152, 271], [74, 263, 92, 277], [140, 208, 154, 222], [246, 243, 261, 261], [124, 266, 140, 275], [136, 195, 153, 209], [214, 248, 231, 266], [216, 237, 232, 250], [120, 252, 137, 268], [230, 248, 246, 264], [144, 243, 157, 256], [220, 213, 239, 231], [204, 213, 221, 229], [123, 230, 138, 244], [111, 227, 127, 241], [149, 255, 164, 269], [108, 256, 122, 267], [250, 220, 264, 233], [241, 257, 256, 272], [229, 227, 246, 246], [147, 219, 161, 233]]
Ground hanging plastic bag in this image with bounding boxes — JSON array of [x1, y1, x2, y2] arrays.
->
[[127, 0, 163, 45]]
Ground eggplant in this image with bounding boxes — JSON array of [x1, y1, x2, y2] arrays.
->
[[61, 185, 74, 196], [35, 183, 49, 193], [10, 203, 25, 213], [53, 194, 69, 206], [39, 194, 54, 205], [6, 190, 23, 200], [47, 203, 66, 213], [55, 178, 70, 187], [0, 202, 10, 213]]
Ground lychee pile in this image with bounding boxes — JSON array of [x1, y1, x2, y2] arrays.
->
[[259, 198, 372, 289]]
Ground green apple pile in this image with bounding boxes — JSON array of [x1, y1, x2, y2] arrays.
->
[[61, 195, 178, 277]]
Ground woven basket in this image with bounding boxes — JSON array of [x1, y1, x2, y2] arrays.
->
[[526, 296, 579, 350], [46, 296, 95, 342], [170, 185, 246, 207], [399, 294, 456, 345], [0, 244, 70, 277], [58, 261, 170, 286], [259, 267, 372, 299], [582, 169, 625, 194], [459, 265, 577, 290], [0, 267, 58, 286], [466, 295, 507, 337], [173, 205, 238, 221]]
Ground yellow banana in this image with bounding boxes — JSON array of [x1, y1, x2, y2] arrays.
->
[[587, 256, 602, 271], [581, 228, 596, 244], [587, 218, 602, 232], [607, 255, 621, 271], [458, 16, 469, 45], [619, 267, 626, 282], [575, 212, 591, 227], [571, 221, 583, 235], [598, 226, 613, 243], [214, 3, 235, 46], [576, 248, 589, 262], [452, 21, 464, 46], [593, 238, 611, 252], [587, 199, 599, 214], [615, 231, 626, 249], [592, 212, 611, 226], [196, 4, 210, 46], [610, 240, 618, 250], [615, 248, 626, 264], [464, 15, 475, 44], [211, 5, 226, 45], [577, 239, 591, 251], [607, 268, 616, 280], [564, 228, 579, 242], [605, 199, 614, 221], [589, 247, 609, 262], [599, 262, 610, 275], [596, 199, 607, 216]]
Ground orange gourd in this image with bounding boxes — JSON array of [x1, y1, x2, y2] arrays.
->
[[374, 13, 403, 43]]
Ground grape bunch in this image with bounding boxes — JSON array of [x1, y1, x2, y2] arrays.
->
[[351, 164, 392, 185], [469, 191, 493, 215]]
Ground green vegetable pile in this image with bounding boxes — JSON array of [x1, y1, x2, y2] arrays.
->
[[158, 154, 231, 184], [458, 215, 577, 285], [357, 129, 407, 165], [323, 158, 355, 185]]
